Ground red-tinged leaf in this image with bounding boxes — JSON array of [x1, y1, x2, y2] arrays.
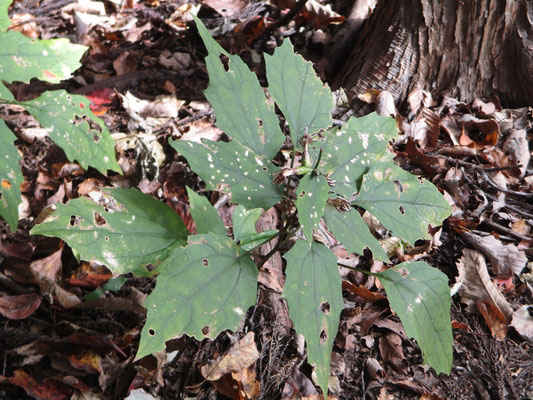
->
[[451, 321, 472, 332], [476, 300, 508, 341], [69, 262, 112, 288], [63, 333, 127, 357], [342, 280, 385, 302], [1, 370, 73, 400], [30, 247, 63, 295], [0, 293, 41, 319], [405, 137, 441, 176], [85, 88, 115, 116]]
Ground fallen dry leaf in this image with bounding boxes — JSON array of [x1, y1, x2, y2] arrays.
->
[[456, 249, 514, 322], [379, 332, 406, 372], [476, 300, 508, 340], [461, 231, 527, 278], [0, 293, 41, 319], [200, 332, 259, 381], [511, 305, 533, 339]]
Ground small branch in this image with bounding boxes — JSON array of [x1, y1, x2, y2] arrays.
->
[[265, 0, 309, 33]]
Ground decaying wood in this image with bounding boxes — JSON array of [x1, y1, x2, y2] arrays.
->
[[332, 0, 533, 112]]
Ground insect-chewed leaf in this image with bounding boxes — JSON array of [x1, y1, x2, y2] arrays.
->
[[265, 40, 333, 146], [323, 205, 388, 261], [321, 113, 397, 198], [283, 240, 343, 398], [137, 233, 258, 359], [193, 16, 284, 160], [31, 188, 189, 275], [23, 90, 120, 174], [353, 162, 451, 245], [232, 205, 262, 242], [0, 119, 23, 231], [376, 261, 453, 374], [171, 139, 282, 210], [295, 174, 329, 244], [186, 187, 226, 236], [0, 32, 86, 84]]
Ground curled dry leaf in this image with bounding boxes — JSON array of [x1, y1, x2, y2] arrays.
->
[[379, 332, 406, 372], [502, 129, 530, 177], [0, 293, 41, 319], [461, 231, 527, 278], [510, 305, 533, 339], [456, 249, 513, 322], [476, 300, 508, 340], [200, 332, 259, 381]]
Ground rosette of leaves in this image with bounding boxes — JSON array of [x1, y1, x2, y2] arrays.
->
[[0, 0, 120, 231], [32, 15, 453, 397]]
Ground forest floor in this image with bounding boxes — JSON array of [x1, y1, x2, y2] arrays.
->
[[1, 1, 532, 399]]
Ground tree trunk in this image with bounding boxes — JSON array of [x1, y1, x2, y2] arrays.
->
[[331, 0, 533, 113]]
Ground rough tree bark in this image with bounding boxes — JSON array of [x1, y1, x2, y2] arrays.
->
[[331, 0, 533, 113]]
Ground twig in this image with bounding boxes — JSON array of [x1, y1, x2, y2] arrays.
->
[[265, 0, 309, 33], [463, 174, 533, 219], [479, 220, 531, 242]]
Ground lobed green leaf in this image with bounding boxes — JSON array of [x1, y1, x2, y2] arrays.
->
[[31, 188, 189, 275], [23, 90, 120, 174], [186, 187, 226, 236], [0, 119, 23, 231], [323, 205, 388, 261], [265, 39, 333, 146], [193, 15, 284, 160], [283, 240, 343, 397], [321, 113, 397, 198], [0, 32, 86, 84], [353, 162, 452, 245], [295, 173, 329, 244], [171, 138, 282, 210], [137, 233, 258, 359], [376, 261, 453, 374], [232, 205, 262, 242]]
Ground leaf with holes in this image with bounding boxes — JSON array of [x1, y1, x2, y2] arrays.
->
[[137, 233, 258, 359], [320, 113, 397, 198], [31, 188, 188, 275], [232, 205, 262, 242], [171, 139, 282, 210], [376, 261, 453, 374], [23, 90, 120, 174], [283, 240, 343, 398], [186, 187, 226, 236], [193, 15, 284, 159], [323, 205, 388, 261], [0, 32, 86, 84], [353, 162, 452, 245], [265, 39, 333, 146], [295, 174, 329, 244], [0, 119, 23, 231]]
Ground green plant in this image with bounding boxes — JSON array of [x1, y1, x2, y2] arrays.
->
[[0, 0, 120, 231], [31, 16, 453, 396]]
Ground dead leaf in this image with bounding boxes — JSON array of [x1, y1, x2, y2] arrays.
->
[[461, 231, 527, 278], [0, 293, 41, 319], [200, 332, 259, 381], [379, 332, 406, 372], [476, 300, 508, 340], [69, 262, 112, 288], [510, 305, 533, 339], [460, 117, 499, 149], [365, 357, 385, 380], [342, 280, 385, 302], [113, 51, 137, 76], [0, 369, 73, 400], [204, 0, 247, 18], [502, 129, 530, 177], [456, 249, 514, 322]]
